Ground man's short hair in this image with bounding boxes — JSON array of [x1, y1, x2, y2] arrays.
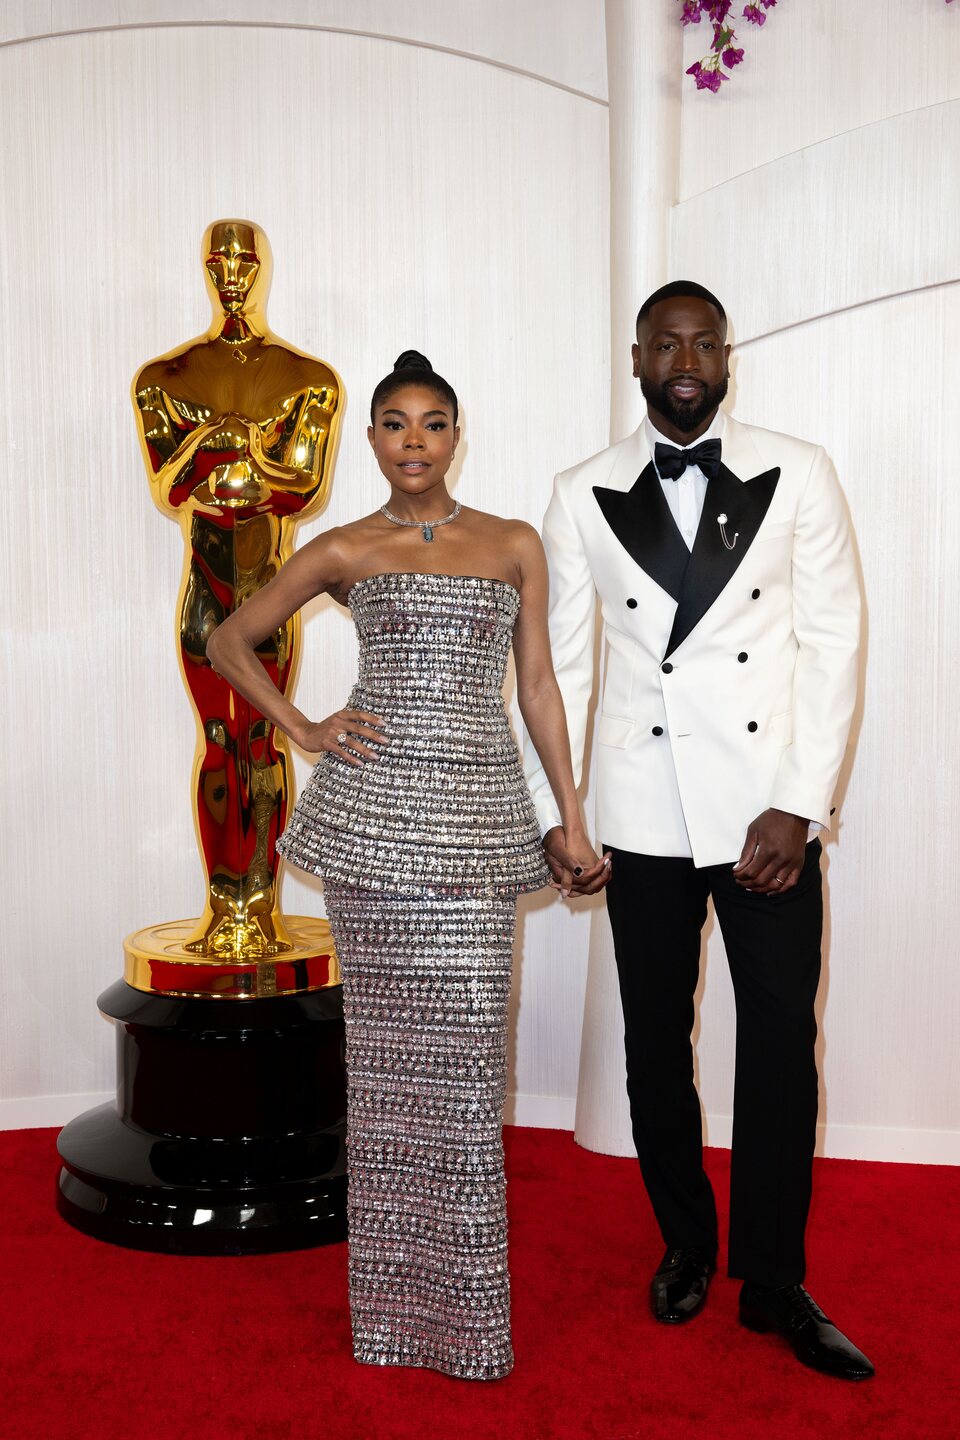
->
[[636, 280, 726, 335]]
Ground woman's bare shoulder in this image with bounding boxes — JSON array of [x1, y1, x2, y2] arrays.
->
[[301, 514, 390, 603], [463, 507, 539, 543]]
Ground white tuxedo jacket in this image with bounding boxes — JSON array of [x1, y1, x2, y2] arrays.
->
[[523, 413, 861, 867]]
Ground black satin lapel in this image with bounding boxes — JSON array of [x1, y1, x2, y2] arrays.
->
[[665, 463, 780, 657], [593, 462, 690, 602]]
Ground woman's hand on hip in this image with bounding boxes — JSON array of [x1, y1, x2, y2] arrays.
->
[[297, 710, 389, 765]]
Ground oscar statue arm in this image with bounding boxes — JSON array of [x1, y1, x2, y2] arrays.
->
[[132, 380, 238, 513], [247, 375, 342, 511]]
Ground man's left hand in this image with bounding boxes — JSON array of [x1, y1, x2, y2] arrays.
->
[[732, 808, 810, 895]]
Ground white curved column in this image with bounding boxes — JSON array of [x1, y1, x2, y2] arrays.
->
[[605, 0, 681, 437], [575, 1, 682, 1156]]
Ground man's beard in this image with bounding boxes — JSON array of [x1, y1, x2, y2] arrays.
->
[[640, 372, 729, 434]]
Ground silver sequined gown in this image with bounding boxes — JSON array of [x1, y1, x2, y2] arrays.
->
[[277, 572, 549, 1379]]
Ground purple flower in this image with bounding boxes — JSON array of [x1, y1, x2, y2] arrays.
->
[[689, 62, 724, 92], [761, 0, 777, 8], [704, 0, 733, 19], [722, 45, 745, 67], [686, 59, 722, 92], [680, 1, 703, 24], [743, 4, 765, 22]]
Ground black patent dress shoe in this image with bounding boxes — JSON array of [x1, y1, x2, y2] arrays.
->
[[739, 1282, 875, 1380], [650, 1246, 715, 1323]]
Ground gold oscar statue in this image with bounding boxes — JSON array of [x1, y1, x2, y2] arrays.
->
[[127, 219, 342, 998]]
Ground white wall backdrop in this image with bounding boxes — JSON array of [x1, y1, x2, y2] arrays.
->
[[0, 2, 609, 1128], [2, 1, 958, 1165], [0, 0, 608, 98]]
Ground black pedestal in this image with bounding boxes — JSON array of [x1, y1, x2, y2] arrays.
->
[[56, 980, 347, 1254]]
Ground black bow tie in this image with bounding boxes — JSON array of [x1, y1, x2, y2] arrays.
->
[[654, 438, 722, 482]]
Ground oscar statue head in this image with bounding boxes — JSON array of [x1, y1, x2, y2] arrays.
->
[[202, 219, 272, 337]]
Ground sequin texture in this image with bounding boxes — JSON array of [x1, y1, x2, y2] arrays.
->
[[277, 572, 550, 1378], [326, 884, 516, 1378], [277, 572, 550, 895]]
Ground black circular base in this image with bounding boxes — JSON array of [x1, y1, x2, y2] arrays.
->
[[56, 980, 347, 1254]]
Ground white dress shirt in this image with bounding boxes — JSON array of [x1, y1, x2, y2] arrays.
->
[[646, 408, 726, 551]]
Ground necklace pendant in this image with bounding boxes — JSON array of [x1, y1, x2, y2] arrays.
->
[[422, 525, 434, 543]]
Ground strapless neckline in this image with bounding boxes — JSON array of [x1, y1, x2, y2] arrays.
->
[[347, 571, 520, 605]]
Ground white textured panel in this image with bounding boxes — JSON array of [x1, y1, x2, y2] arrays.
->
[[691, 285, 960, 1153], [679, 0, 960, 199], [0, 23, 609, 1109], [0, 1092, 114, 1132], [672, 100, 960, 345], [704, 1114, 960, 1167], [504, 1091, 576, 1132], [0, 0, 609, 99]]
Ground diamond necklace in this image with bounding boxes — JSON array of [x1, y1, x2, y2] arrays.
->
[[380, 498, 461, 544]]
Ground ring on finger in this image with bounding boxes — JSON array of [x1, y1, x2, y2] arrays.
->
[[336, 731, 348, 745], [774, 875, 784, 886]]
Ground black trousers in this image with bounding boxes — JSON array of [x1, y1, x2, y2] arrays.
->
[[604, 838, 823, 1288]]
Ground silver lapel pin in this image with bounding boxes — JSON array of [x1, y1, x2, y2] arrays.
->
[[717, 512, 738, 551]]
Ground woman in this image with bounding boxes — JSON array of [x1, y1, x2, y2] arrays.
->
[[207, 351, 609, 1380]]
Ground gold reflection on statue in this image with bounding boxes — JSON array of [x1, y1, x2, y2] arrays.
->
[[127, 220, 341, 997]]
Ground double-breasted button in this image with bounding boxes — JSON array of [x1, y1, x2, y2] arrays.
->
[[747, 720, 758, 732], [661, 661, 673, 674], [751, 588, 761, 600], [626, 597, 637, 609], [738, 652, 748, 663], [652, 726, 663, 737]]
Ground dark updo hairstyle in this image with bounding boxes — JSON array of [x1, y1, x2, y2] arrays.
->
[[369, 350, 459, 426]]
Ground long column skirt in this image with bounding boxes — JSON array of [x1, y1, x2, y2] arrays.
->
[[323, 883, 517, 1381]]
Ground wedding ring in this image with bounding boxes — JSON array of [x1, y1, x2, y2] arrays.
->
[[336, 731, 348, 745], [774, 875, 784, 886]]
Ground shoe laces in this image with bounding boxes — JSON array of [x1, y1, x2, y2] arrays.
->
[[783, 1285, 830, 1328]]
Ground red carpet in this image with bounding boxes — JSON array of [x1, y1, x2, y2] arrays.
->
[[1, 1126, 958, 1440]]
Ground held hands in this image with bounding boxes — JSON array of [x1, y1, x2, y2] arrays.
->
[[732, 807, 809, 895], [296, 709, 389, 766], [543, 825, 612, 900]]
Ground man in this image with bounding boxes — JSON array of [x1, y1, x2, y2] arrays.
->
[[524, 281, 873, 1379]]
